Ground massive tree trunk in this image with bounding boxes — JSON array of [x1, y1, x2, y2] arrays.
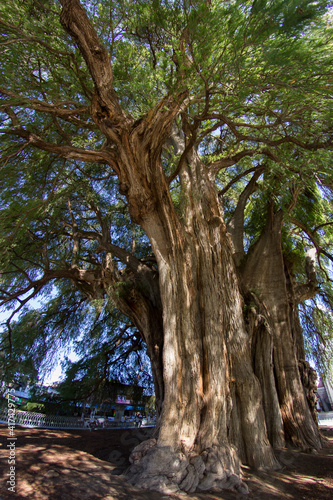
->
[[57, 2, 308, 493], [123, 152, 276, 494], [240, 205, 322, 451]]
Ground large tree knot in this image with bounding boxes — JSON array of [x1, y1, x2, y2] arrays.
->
[[197, 445, 248, 494], [125, 440, 248, 494]]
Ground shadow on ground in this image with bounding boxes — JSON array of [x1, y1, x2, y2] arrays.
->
[[0, 425, 332, 499]]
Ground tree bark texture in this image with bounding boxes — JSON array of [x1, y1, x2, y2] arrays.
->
[[241, 206, 322, 451], [123, 152, 276, 493]]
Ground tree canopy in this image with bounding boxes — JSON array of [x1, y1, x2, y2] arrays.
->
[[0, 1, 333, 493], [1, 0, 332, 386]]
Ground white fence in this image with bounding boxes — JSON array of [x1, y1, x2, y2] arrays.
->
[[0, 407, 155, 430], [0, 407, 86, 429], [318, 411, 333, 426]]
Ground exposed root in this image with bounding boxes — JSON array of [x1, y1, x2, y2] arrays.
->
[[125, 439, 249, 494]]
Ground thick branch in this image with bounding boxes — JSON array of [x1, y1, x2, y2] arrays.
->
[[59, 0, 125, 123], [219, 166, 258, 197], [227, 167, 265, 265], [289, 216, 333, 264], [135, 93, 189, 150], [209, 113, 332, 150], [0, 88, 90, 124], [294, 282, 319, 303], [313, 221, 333, 234], [210, 149, 258, 176], [71, 226, 154, 278], [167, 131, 197, 184], [6, 127, 117, 170], [0, 268, 91, 307]]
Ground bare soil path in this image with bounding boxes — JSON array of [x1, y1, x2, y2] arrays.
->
[[0, 424, 332, 499]]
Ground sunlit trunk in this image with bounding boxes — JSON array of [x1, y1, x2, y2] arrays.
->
[[125, 153, 276, 494]]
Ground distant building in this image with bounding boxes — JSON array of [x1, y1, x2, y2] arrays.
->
[[96, 386, 149, 420], [1, 379, 153, 418], [317, 377, 333, 412], [1, 380, 31, 406], [1, 380, 59, 407]]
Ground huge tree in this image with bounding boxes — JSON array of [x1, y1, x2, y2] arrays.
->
[[1, 0, 333, 494]]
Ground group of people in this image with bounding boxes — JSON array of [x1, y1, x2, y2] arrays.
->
[[81, 411, 147, 429], [81, 410, 106, 430], [120, 412, 143, 427]]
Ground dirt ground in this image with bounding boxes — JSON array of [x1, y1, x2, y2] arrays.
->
[[0, 424, 332, 500]]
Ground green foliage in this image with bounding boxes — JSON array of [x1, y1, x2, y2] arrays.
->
[[301, 291, 333, 380], [58, 337, 152, 405], [21, 401, 45, 413], [0, 0, 332, 388]]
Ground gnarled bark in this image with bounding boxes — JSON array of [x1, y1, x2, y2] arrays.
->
[[124, 153, 276, 494], [241, 206, 322, 451], [244, 291, 285, 449]]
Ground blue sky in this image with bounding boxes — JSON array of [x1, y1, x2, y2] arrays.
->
[[0, 304, 78, 386]]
